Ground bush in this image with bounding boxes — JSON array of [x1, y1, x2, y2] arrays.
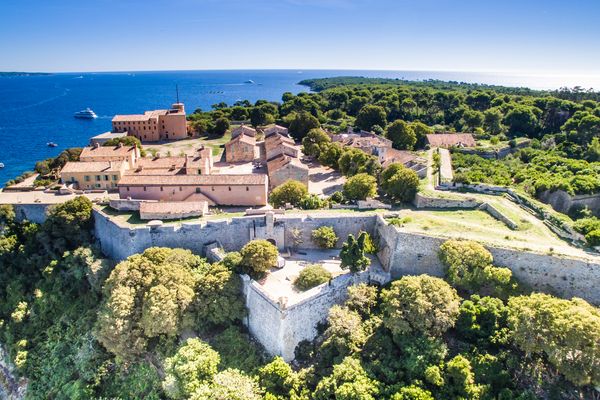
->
[[586, 229, 600, 246], [340, 232, 371, 273], [269, 180, 308, 208], [311, 226, 338, 249], [346, 283, 378, 317], [294, 264, 332, 291], [162, 338, 220, 399], [299, 193, 326, 210], [343, 173, 377, 201], [239, 240, 279, 277], [380, 163, 420, 203]]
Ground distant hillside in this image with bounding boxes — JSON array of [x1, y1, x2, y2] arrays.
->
[[0, 71, 52, 76]]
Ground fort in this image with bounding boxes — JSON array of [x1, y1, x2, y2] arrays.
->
[[91, 208, 600, 361]]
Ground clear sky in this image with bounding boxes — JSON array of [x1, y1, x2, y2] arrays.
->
[[1, 0, 599, 75]]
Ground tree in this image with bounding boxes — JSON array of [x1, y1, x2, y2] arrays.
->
[[461, 109, 485, 131], [103, 136, 146, 156], [258, 356, 296, 398], [503, 105, 539, 136], [311, 226, 338, 249], [42, 196, 94, 252], [191, 369, 262, 400], [381, 275, 460, 338], [386, 120, 416, 150], [410, 121, 433, 148], [343, 173, 377, 201], [212, 118, 230, 136], [249, 107, 268, 127], [380, 163, 419, 203], [239, 240, 279, 277], [346, 283, 378, 317], [194, 262, 246, 327], [320, 305, 367, 364], [484, 108, 504, 135], [314, 357, 379, 400], [439, 240, 518, 299], [508, 293, 600, 387], [288, 111, 320, 140], [230, 106, 248, 121], [356, 105, 387, 132], [443, 355, 482, 399], [162, 338, 220, 399], [340, 232, 371, 273], [318, 142, 344, 168], [302, 128, 331, 158], [269, 180, 309, 208], [338, 148, 381, 177], [456, 295, 509, 344], [96, 248, 202, 360], [294, 264, 332, 291], [391, 385, 434, 400]]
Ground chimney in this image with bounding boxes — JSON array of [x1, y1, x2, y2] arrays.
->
[[94, 142, 100, 148]]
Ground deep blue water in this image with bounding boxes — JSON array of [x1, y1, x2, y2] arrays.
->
[[1, 69, 598, 184]]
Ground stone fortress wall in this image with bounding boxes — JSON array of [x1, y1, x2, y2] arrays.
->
[[92, 209, 600, 361]]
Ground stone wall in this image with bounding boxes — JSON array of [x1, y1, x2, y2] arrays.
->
[[94, 209, 379, 261], [375, 216, 600, 305], [413, 192, 481, 209], [12, 204, 49, 224], [539, 190, 600, 217], [242, 271, 371, 361]]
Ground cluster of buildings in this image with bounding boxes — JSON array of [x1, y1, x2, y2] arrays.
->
[[332, 128, 428, 177], [61, 105, 312, 211]]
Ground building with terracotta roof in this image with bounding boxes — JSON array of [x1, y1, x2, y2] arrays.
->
[[264, 124, 288, 137], [112, 103, 187, 142], [60, 161, 128, 190], [264, 133, 298, 161], [267, 154, 309, 189], [331, 131, 393, 154], [426, 133, 476, 148], [231, 124, 257, 139], [79, 143, 140, 168], [376, 147, 428, 177], [118, 173, 268, 206], [225, 133, 257, 163]]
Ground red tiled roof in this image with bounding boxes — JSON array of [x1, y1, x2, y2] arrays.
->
[[266, 154, 308, 174], [426, 133, 476, 148], [118, 173, 267, 186], [80, 145, 136, 159]]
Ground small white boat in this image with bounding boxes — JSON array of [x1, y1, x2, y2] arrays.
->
[[0, 163, 4, 168], [74, 108, 97, 119], [244, 79, 255, 84], [47, 142, 58, 147]]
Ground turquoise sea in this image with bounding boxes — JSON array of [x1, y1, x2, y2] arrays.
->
[[0, 69, 598, 184]]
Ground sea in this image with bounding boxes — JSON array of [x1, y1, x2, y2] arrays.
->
[[1, 69, 599, 184]]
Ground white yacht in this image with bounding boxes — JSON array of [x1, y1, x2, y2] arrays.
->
[[74, 108, 97, 119]]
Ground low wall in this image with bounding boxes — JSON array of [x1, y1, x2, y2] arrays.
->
[[482, 203, 518, 229], [539, 190, 600, 217], [109, 199, 156, 211], [413, 192, 481, 209], [375, 216, 600, 305]]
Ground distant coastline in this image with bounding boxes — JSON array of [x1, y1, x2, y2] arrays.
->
[[0, 71, 53, 77]]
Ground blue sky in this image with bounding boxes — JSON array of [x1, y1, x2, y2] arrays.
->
[[1, 0, 599, 75]]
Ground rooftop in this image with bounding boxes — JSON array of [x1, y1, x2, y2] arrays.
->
[[267, 154, 308, 174], [118, 173, 268, 186], [90, 131, 127, 140], [80, 145, 137, 158], [231, 125, 257, 138], [61, 161, 125, 173], [426, 133, 476, 148], [139, 201, 208, 215]]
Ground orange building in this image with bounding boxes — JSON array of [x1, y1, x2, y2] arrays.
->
[[112, 103, 187, 142]]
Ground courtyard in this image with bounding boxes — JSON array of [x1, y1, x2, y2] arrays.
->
[[258, 248, 383, 305]]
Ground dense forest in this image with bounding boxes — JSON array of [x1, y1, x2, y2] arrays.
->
[[1, 199, 599, 399]]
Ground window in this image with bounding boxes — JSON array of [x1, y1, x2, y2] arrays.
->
[[196, 188, 201, 193], [126, 187, 130, 191], [160, 187, 163, 191], [112, 175, 118, 180], [95, 183, 101, 188], [211, 187, 215, 191], [143, 187, 147, 191], [246, 187, 249, 191], [84, 175, 90, 182], [104, 175, 109, 181], [95, 175, 101, 181], [228, 187, 231, 191], [198, 169, 202, 175], [179, 187, 182, 191]]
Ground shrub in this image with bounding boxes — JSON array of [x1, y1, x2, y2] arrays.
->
[[311, 226, 338, 249], [210, 326, 265, 374], [239, 240, 279, 277], [346, 283, 378, 317], [258, 356, 296, 398], [269, 180, 308, 208], [294, 264, 332, 291], [586, 229, 600, 246], [380, 163, 420, 203], [343, 173, 377, 201], [221, 251, 242, 271], [299, 193, 326, 210]]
